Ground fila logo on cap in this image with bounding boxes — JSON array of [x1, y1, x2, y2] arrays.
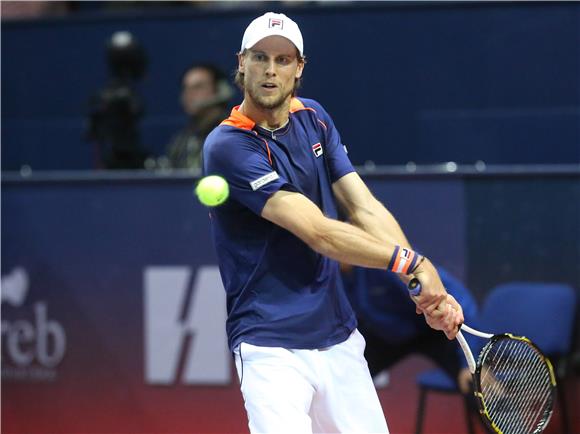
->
[[269, 18, 283, 29], [312, 142, 323, 158]]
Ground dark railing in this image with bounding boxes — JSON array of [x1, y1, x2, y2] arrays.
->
[[2, 164, 579, 184]]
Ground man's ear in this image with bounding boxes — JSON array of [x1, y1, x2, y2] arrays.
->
[[238, 52, 245, 74], [295, 59, 305, 79]]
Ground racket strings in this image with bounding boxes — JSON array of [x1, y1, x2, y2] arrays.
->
[[484, 344, 550, 433], [500, 348, 550, 432], [519, 356, 553, 426], [481, 341, 551, 433], [479, 338, 553, 434]]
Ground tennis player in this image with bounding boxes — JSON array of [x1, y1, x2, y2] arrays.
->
[[203, 12, 464, 433]]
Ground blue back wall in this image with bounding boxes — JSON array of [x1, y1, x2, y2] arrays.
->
[[2, 2, 579, 170]]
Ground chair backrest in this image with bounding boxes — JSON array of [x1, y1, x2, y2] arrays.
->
[[478, 282, 577, 356]]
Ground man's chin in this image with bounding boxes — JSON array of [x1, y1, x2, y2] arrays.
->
[[251, 92, 291, 110]]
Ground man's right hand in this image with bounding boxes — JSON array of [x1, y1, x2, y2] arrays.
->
[[410, 259, 464, 339], [411, 258, 448, 315]]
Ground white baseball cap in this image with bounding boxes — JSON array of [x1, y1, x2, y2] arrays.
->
[[240, 12, 304, 57]]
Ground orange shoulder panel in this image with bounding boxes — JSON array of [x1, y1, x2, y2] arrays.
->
[[290, 98, 316, 113], [220, 106, 255, 130]]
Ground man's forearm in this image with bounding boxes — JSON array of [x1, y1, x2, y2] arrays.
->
[[261, 188, 414, 271], [349, 197, 411, 249], [309, 216, 397, 269]]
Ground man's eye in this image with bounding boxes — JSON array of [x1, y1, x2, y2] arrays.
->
[[254, 54, 266, 61], [278, 57, 291, 65]]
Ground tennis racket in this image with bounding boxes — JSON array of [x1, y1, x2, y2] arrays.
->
[[408, 278, 556, 434]]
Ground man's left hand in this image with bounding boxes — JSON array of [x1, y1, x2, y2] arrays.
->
[[418, 293, 464, 339]]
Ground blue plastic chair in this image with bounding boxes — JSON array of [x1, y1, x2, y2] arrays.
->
[[414, 282, 577, 434]]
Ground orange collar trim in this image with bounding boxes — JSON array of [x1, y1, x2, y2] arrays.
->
[[220, 98, 312, 130]]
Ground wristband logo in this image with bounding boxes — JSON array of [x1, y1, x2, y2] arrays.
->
[[143, 265, 230, 385], [388, 246, 421, 275], [1, 267, 67, 382]]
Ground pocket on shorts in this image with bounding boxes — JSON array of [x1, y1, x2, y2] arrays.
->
[[233, 344, 244, 386], [352, 329, 367, 353], [238, 342, 291, 364], [236, 343, 292, 389]]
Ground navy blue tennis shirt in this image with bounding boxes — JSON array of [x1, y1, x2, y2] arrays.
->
[[203, 97, 357, 351]]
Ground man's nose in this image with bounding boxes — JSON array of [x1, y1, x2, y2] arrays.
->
[[265, 60, 277, 76]]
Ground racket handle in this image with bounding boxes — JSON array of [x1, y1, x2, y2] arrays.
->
[[407, 277, 422, 296]]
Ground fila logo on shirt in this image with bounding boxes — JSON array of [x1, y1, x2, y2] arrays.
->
[[312, 142, 323, 158], [143, 266, 230, 385], [269, 18, 283, 29]]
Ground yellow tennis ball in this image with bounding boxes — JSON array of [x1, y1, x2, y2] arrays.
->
[[195, 175, 229, 207]]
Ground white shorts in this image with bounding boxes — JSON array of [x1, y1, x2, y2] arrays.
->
[[233, 329, 389, 434]]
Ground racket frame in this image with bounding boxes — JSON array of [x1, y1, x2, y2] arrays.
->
[[470, 332, 557, 434], [406, 278, 557, 433], [456, 325, 493, 374]]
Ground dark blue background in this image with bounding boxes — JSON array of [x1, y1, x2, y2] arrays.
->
[[2, 2, 579, 170]]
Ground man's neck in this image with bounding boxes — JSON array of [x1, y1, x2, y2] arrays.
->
[[239, 95, 291, 130]]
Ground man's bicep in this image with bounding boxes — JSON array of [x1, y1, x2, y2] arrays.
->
[[261, 190, 326, 244], [333, 171, 408, 247], [332, 171, 376, 216]]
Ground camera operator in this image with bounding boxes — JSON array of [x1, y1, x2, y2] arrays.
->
[[87, 31, 149, 169], [161, 64, 233, 170]]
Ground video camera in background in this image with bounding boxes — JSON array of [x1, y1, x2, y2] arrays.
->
[[87, 31, 149, 169]]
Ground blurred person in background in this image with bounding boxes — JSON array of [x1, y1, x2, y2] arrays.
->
[[341, 264, 478, 395], [162, 64, 233, 170]]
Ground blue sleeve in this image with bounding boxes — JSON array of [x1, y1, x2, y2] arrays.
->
[[304, 99, 355, 183], [204, 128, 296, 216]]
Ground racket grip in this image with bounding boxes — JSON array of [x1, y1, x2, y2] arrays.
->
[[408, 278, 422, 296]]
